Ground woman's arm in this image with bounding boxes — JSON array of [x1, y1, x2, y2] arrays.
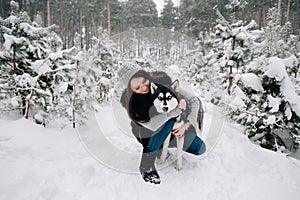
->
[[139, 107, 181, 131], [179, 88, 200, 126]]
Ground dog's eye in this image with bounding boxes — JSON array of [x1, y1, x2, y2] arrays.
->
[[167, 96, 172, 100], [158, 96, 163, 101]]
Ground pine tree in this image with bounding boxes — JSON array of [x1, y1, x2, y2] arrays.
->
[[160, 0, 178, 30], [227, 56, 300, 152], [178, 0, 225, 38], [63, 28, 119, 127], [225, 8, 300, 152], [123, 0, 158, 29], [106, 0, 124, 34], [0, 1, 52, 117], [0, 1, 77, 126], [199, 3, 260, 100], [87, 28, 119, 102]]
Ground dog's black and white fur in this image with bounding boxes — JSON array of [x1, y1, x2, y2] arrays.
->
[[150, 80, 204, 171]]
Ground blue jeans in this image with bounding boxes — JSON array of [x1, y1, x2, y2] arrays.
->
[[148, 119, 206, 155]]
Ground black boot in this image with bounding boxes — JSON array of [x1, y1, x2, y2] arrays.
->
[[140, 169, 160, 184], [139, 149, 161, 184]]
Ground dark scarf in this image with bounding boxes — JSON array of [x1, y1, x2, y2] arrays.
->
[[129, 89, 153, 123]]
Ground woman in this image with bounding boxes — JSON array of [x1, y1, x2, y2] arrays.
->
[[118, 62, 205, 184]]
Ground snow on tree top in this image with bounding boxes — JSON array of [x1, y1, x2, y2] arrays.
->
[[267, 95, 281, 113], [4, 15, 19, 24], [281, 70, 300, 117], [31, 60, 52, 75], [49, 52, 63, 61], [237, 73, 264, 92], [3, 34, 27, 50], [19, 22, 48, 36], [264, 57, 286, 81], [282, 55, 299, 68], [264, 115, 276, 125]]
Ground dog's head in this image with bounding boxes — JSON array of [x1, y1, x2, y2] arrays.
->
[[151, 80, 180, 113]]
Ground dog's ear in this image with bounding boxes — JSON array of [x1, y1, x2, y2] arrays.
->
[[171, 79, 179, 92], [150, 82, 158, 94]]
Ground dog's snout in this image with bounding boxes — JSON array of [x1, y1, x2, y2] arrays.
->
[[163, 107, 168, 112]]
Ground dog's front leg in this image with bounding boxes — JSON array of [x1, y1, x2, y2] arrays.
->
[[196, 128, 203, 140], [157, 133, 171, 164], [176, 136, 184, 171]]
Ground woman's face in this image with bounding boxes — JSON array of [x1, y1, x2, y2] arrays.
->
[[130, 77, 150, 94]]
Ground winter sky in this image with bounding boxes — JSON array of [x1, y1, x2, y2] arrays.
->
[[120, 0, 180, 15]]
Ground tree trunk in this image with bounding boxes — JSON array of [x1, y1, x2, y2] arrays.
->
[[47, 0, 51, 26], [85, 13, 89, 51], [228, 64, 233, 95], [23, 0, 27, 12], [286, 0, 291, 22], [65, 18, 68, 48], [107, 0, 111, 35], [43, 0, 47, 26], [228, 36, 236, 95], [72, 75, 77, 128], [138, 29, 141, 57], [80, 0, 83, 49], [257, 0, 263, 29], [99, 0, 102, 28], [278, 0, 282, 25], [13, 44, 17, 74], [60, 1, 63, 41], [1, 1, 5, 18], [72, 16, 75, 47]]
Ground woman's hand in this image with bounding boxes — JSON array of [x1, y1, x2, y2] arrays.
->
[[178, 99, 186, 111], [172, 122, 190, 137]]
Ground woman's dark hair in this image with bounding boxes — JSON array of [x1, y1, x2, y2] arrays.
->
[[149, 71, 172, 86], [126, 70, 152, 92]]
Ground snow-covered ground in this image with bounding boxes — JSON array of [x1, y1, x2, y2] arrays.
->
[[1, 102, 300, 200]]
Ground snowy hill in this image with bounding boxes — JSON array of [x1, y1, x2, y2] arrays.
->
[[1, 103, 300, 200]]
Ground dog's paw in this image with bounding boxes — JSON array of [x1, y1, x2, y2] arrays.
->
[[156, 158, 166, 165], [156, 151, 170, 165], [141, 170, 161, 184], [175, 165, 183, 171]]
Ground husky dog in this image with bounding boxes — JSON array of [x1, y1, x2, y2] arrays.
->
[[150, 80, 203, 171]]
